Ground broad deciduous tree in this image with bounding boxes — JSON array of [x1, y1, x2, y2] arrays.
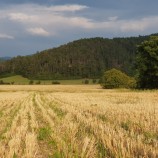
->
[[136, 36, 158, 89], [101, 68, 136, 89]]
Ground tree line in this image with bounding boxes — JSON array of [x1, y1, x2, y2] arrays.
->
[[0, 35, 152, 80]]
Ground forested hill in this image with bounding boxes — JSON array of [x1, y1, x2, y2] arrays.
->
[[0, 35, 152, 79]]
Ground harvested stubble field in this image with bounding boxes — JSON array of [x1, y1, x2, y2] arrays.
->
[[0, 85, 158, 158]]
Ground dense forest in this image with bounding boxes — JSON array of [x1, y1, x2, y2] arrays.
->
[[0, 35, 154, 79]]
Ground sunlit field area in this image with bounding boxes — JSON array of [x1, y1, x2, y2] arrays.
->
[[0, 85, 157, 158]]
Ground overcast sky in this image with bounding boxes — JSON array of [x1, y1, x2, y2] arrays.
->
[[0, 0, 158, 57]]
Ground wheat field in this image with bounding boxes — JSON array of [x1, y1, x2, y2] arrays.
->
[[0, 85, 157, 158]]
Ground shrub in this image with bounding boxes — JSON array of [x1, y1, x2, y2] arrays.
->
[[98, 79, 103, 84], [11, 81, 15, 85], [84, 79, 89, 84], [101, 68, 136, 89], [36, 81, 41, 85], [29, 80, 34, 85], [0, 80, 11, 85], [0, 80, 4, 85], [52, 81, 60, 84], [5, 82, 10, 85], [92, 79, 97, 84]]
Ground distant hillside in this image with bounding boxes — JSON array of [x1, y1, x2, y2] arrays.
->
[[0, 57, 11, 62], [0, 34, 154, 79]]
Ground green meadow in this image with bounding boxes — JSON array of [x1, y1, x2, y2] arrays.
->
[[0, 75, 98, 85]]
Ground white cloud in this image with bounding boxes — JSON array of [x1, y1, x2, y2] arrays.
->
[[43, 4, 88, 12], [5, 4, 93, 33], [9, 13, 37, 23], [27, 27, 50, 36], [108, 16, 118, 21], [120, 16, 158, 32], [0, 34, 14, 39], [1, 3, 158, 39]]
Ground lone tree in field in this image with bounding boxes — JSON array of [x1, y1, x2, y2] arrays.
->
[[101, 68, 136, 89], [136, 36, 158, 89]]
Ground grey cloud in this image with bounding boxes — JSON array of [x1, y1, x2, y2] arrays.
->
[[0, 1, 158, 57]]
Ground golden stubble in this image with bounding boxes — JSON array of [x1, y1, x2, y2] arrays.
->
[[0, 85, 157, 158]]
